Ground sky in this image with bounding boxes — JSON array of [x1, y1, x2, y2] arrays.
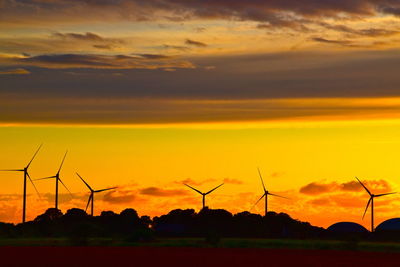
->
[[1, 0, 400, 228]]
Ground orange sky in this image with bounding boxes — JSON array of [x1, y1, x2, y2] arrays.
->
[[1, 118, 400, 229]]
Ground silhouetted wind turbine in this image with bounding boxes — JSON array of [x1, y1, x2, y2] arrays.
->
[[0, 144, 42, 223], [35, 151, 71, 210], [184, 183, 224, 209], [76, 173, 117, 216], [254, 168, 288, 216], [356, 177, 396, 232]]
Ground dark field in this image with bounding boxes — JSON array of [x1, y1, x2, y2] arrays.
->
[[2, 237, 400, 252], [1, 246, 400, 267]]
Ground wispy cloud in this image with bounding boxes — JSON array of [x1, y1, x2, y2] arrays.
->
[[223, 178, 243, 185], [185, 39, 207, 47], [318, 23, 399, 37], [0, 53, 194, 70], [163, 44, 191, 51], [103, 189, 136, 204], [139, 187, 188, 197], [311, 37, 355, 47], [52, 32, 108, 42], [0, 68, 30, 75], [3, 0, 400, 27], [174, 178, 218, 186], [300, 179, 392, 196]]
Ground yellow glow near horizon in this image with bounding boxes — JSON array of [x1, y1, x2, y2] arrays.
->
[[1, 117, 400, 228]]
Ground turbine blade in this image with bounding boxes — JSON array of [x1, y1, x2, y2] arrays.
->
[[34, 176, 56, 181], [26, 172, 41, 198], [57, 150, 68, 174], [252, 193, 266, 209], [356, 177, 372, 196], [362, 197, 372, 220], [85, 194, 93, 212], [268, 192, 289, 199], [0, 169, 24, 172], [375, 192, 397, 197], [58, 177, 73, 196], [258, 168, 267, 192], [95, 187, 117, 193], [205, 183, 224, 195], [26, 144, 42, 169], [184, 184, 203, 195], [76, 173, 93, 191]]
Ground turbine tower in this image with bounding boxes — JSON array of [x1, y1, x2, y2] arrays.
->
[[0, 144, 42, 223], [184, 183, 224, 209], [35, 151, 71, 210], [76, 173, 117, 216], [356, 177, 396, 232], [254, 168, 288, 216]]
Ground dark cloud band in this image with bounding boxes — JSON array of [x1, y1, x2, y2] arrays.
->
[[2, 0, 400, 27]]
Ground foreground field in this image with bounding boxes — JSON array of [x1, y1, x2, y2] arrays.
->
[[0, 246, 399, 267], [2, 237, 400, 252]]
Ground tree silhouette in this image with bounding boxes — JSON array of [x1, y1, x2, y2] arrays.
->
[[0, 207, 343, 241]]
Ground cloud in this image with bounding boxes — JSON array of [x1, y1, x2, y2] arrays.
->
[[257, 20, 310, 32], [379, 5, 400, 16], [133, 54, 172, 60], [0, 194, 20, 202], [308, 197, 332, 206], [311, 37, 354, 47], [163, 44, 191, 51], [42, 192, 77, 204], [185, 39, 207, 47], [300, 182, 336, 195], [0, 53, 194, 70], [223, 178, 243, 185], [300, 179, 393, 196], [93, 44, 114, 50], [5, 95, 400, 125], [52, 32, 106, 42], [4, 0, 400, 32], [139, 187, 188, 197], [340, 181, 362, 192], [310, 37, 387, 48], [307, 193, 367, 208], [103, 189, 136, 204], [52, 32, 125, 51], [361, 179, 393, 193], [0, 68, 30, 75], [318, 23, 399, 37], [174, 178, 218, 186], [194, 27, 207, 32], [3, 50, 400, 125]]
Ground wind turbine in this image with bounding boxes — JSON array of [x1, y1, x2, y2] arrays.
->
[[0, 144, 42, 223], [254, 168, 288, 216], [184, 183, 224, 209], [35, 151, 71, 210], [76, 173, 117, 216], [356, 177, 396, 232]]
